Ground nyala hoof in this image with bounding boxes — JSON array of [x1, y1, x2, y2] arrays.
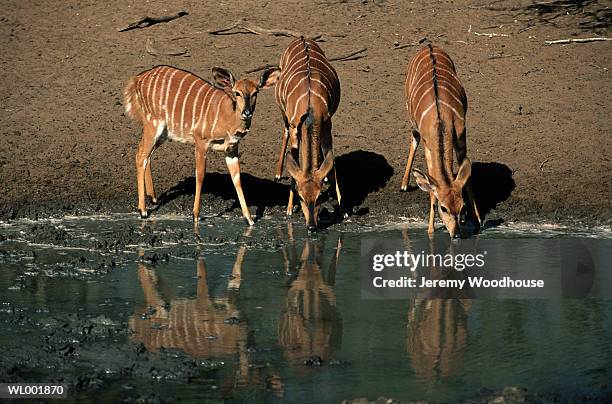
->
[[274, 175, 282, 182], [400, 185, 408, 192], [139, 210, 149, 219]]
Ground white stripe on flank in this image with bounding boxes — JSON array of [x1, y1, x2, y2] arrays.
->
[[310, 69, 335, 91], [437, 84, 463, 106], [418, 102, 437, 129], [164, 70, 179, 124], [282, 66, 308, 97], [305, 45, 327, 58], [150, 67, 165, 116], [286, 76, 308, 100], [191, 83, 206, 131], [409, 76, 433, 108], [138, 70, 154, 115], [283, 60, 336, 96], [281, 41, 304, 67], [180, 78, 198, 136], [306, 55, 335, 75], [290, 92, 308, 122], [209, 94, 223, 136], [435, 66, 461, 82], [158, 67, 171, 114], [436, 77, 461, 97], [411, 68, 434, 94], [145, 69, 157, 114], [432, 52, 455, 68], [310, 89, 328, 108], [199, 90, 218, 135], [195, 86, 213, 129], [439, 100, 465, 121], [408, 52, 431, 88], [285, 52, 307, 71], [282, 68, 335, 102], [171, 75, 189, 133], [413, 85, 434, 116], [311, 77, 329, 93]]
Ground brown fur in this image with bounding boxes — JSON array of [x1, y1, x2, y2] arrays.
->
[[401, 44, 481, 237], [272, 37, 343, 229], [123, 65, 278, 224]]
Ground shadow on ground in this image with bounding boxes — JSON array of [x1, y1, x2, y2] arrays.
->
[[471, 162, 515, 223], [508, 0, 611, 31], [331, 150, 394, 215], [155, 173, 289, 218]]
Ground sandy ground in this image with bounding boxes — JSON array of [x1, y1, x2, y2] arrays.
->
[[1, 0, 610, 227]]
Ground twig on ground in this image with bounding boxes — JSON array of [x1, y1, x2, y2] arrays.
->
[[589, 63, 608, 71], [245, 48, 367, 74], [473, 31, 510, 38], [517, 24, 534, 34], [544, 37, 612, 45], [524, 68, 544, 76], [118, 11, 188, 32], [145, 38, 189, 56], [393, 42, 419, 49], [245, 63, 277, 74], [469, 24, 509, 37], [489, 53, 514, 59], [539, 158, 550, 172], [209, 19, 322, 40], [329, 48, 367, 61]]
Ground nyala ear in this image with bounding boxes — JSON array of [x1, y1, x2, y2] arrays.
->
[[413, 168, 438, 195], [212, 67, 236, 90], [212, 67, 237, 103], [285, 152, 302, 180], [455, 158, 472, 188], [258, 66, 281, 89], [315, 151, 335, 183]]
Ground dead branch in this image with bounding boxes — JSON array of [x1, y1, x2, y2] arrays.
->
[[329, 48, 367, 61], [488, 53, 514, 59], [468, 24, 509, 38], [473, 31, 509, 37], [118, 11, 188, 32], [544, 37, 612, 45], [245, 63, 277, 74], [145, 38, 189, 56], [393, 42, 419, 50], [209, 18, 322, 39], [245, 48, 367, 74]]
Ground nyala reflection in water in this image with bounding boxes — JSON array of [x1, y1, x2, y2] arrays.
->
[[129, 246, 283, 397], [404, 230, 473, 381], [278, 225, 343, 366], [407, 299, 471, 380]]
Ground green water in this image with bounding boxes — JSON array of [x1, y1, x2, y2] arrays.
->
[[0, 215, 610, 402]]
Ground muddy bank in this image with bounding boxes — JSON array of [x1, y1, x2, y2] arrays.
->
[[1, 1, 610, 228], [343, 386, 602, 404]]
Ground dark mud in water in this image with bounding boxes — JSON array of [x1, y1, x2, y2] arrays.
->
[[1, 216, 611, 402]]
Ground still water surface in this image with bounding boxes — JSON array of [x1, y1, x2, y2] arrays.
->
[[0, 215, 610, 402]]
